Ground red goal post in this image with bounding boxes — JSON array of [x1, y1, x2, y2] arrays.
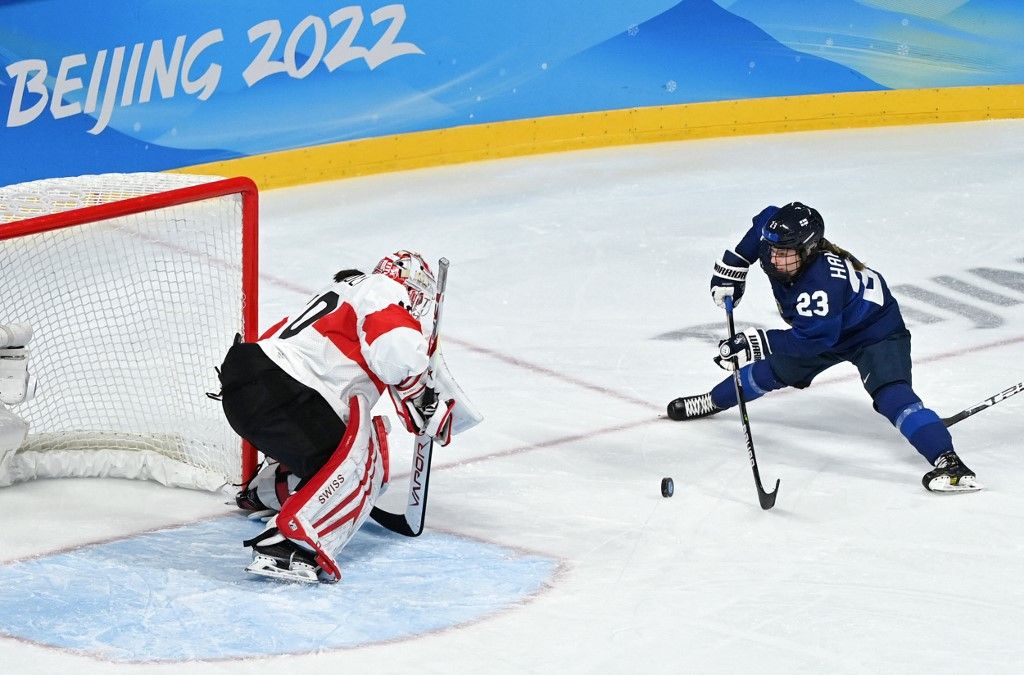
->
[[0, 173, 259, 491]]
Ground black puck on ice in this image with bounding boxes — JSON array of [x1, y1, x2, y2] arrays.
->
[[661, 477, 674, 498]]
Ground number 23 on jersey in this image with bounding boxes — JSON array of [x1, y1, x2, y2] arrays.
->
[[796, 257, 884, 317]]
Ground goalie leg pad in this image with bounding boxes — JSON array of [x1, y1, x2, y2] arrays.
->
[[372, 413, 391, 489], [276, 395, 387, 582], [0, 325, 36, 407], [0, 347, 35, 406], [0, 405, 30, 487]]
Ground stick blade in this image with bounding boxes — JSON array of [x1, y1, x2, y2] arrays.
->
[[369, 506, 420, 537], [758, 479, 780, 510]]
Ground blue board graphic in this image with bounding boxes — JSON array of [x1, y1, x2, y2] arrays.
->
[[0, 0, 1021, 184]]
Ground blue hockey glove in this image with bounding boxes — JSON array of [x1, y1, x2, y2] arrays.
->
[[710, 250, 751, 309], [715, 327, 770, 370]]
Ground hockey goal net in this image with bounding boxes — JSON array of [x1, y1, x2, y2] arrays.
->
[[0, 173, 258, 491]]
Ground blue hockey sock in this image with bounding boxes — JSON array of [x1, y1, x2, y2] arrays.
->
[[710, 361, 784, 409], [872, 383, 953, 464]]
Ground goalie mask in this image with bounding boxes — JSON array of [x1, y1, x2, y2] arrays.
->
[[373, 251, 436, 319], [758, 202, 824, 282]]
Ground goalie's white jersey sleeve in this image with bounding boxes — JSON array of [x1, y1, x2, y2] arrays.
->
[[256, 273, 429, 422]]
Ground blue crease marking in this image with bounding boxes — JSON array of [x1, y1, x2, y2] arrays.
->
[[0, 516, 557, 662]]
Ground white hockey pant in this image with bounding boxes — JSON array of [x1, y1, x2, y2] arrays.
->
[[276, 394, 390, 581]]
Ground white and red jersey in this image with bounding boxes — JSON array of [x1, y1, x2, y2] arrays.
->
[[256, 272, 429, 422]]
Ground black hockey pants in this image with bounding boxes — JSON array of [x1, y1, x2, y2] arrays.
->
[[218, 341, 345, 481]]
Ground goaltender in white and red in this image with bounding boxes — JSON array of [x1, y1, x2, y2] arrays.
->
[[217, 250, 479, 583]]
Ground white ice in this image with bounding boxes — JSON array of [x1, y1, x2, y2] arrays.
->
[[2, 119, 1024, 673]]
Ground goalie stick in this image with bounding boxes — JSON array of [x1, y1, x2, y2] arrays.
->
[[724, 296, 779, 510], [942, 380, 1023, 428], [370, 257, 449, 537]]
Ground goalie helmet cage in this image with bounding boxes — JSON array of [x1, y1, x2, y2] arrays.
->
[[0, 173, 259, 491]]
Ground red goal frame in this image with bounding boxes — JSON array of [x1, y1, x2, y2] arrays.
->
[[0, 175, 261, 483]]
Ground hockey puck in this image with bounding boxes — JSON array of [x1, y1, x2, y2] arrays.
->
[[661, 477, 674, 498]]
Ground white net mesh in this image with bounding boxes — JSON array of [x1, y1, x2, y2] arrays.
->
[[0, 173, 252, 491]]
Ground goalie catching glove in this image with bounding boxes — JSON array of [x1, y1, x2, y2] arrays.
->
[[387, 348, 481, 446], [715, 327, 770, 370]]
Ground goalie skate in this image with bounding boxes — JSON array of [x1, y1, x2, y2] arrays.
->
[[922, 451, 982, 493], [243, 524, 322, 584]]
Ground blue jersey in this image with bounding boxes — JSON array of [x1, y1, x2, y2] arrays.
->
[[732, 208, 906, 359]]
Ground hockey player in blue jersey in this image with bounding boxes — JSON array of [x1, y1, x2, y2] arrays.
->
[[667, 202, 979, 493]]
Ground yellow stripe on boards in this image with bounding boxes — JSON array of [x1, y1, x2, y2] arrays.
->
[[173, 84, 1024, 191]]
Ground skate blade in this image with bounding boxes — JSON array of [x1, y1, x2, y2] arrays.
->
[[245, 559, 320, 584], [925, 475, 983, 493]]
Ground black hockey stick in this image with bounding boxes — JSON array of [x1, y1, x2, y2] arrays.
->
[[370, 257, 449, 537], [369, 433, 435, 537], [942, 380, 1023, 428], [724, 296, 779, 510]]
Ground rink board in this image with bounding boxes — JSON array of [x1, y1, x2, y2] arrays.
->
[[0, 516, 557, 662]]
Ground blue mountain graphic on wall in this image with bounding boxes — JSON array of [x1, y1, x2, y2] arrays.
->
[[725, 0, 1024, 88], [0, 56, 240, 186], [469, 0, 884, 121]]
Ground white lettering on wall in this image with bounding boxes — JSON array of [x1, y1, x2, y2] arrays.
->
[[4, 5, 423, 135], [139, 37, 186, 105], [51, 53, 87, 119], [90, 46, 125, 134], [121, 43, 147, 107], [5, 59, 49, 127], [364, 4, 423, 70], [182, 29, 225, 101], [84, 50, 108, 114], [245, 4, 423, 86]]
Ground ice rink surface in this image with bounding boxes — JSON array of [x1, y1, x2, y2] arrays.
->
[[2, 119, 1024, 673]]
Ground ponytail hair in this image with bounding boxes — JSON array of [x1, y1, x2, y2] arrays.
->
[[820, 239, 865, 271]]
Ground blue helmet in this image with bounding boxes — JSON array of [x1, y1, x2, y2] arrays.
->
[[759, 202, 824, 281]]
